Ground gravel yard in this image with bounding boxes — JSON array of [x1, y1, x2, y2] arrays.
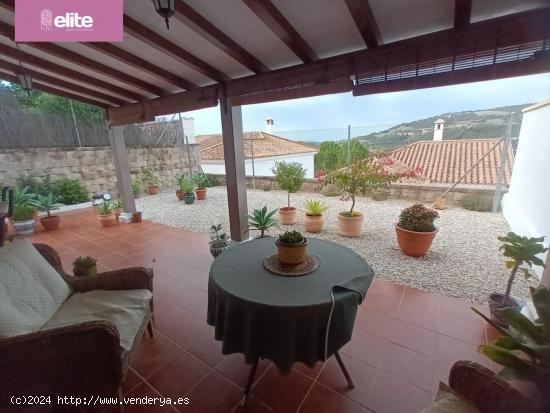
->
[[137, 186, 536, 304]]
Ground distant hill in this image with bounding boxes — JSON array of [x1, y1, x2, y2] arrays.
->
[[352, 104, 530, 151]]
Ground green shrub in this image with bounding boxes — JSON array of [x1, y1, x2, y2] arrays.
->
[[278, 230, 305, 244], [13, 205, 35, 221], [53, 178, 89, 205], [458, 193, 493, 212]]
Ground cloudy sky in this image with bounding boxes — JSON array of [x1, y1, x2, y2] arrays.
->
[[183, 72, 550, 140]]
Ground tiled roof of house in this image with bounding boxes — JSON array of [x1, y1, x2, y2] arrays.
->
[[197, 132, 318, 161], [389, 139, 514, 186]]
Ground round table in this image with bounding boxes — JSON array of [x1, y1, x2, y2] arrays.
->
[[207, 237, 374, 376]]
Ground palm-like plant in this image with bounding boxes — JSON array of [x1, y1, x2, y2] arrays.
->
[[248, 206, 279, 238], [13, 186, 36, 207], [304, 200, 328, 216], [31, 193, 64, 217], [98, 201, 114, 216]]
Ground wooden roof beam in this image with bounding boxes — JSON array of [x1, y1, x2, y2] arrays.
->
[[344, 0, 382, 48], [173, 1, 269, 73], [242, 0, 318, 63], [454, 0, 473, 30], [123, 15, 229, 82]]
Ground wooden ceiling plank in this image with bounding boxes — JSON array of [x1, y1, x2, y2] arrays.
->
[[454, 0, 473, 30], [241, 0, 318, 63], [123, 15, 229, 82], [173, 1, 269, 73], [344, 0, 382, 48]]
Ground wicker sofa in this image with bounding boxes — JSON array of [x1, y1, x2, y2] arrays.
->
[[0, 241, 154, 412]]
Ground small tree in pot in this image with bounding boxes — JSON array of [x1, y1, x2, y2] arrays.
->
[[132, 178, 142, 199], [32, 192, 64, 231], [194, 173, 210, 200], [489, 232, 547, 327], [396, 203, 439, 257], [174, 174, 187, 201], [271, 161, 305, 225], [143, 165, 160, 195], [275, 230, 308, 265], [248, 206, 279, 238], [209, 224, 229, 257]]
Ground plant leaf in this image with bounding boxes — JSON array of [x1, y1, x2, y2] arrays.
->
[[503, 309, 545, 344]]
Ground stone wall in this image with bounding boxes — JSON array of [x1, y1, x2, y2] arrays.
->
[[0, 145, 201, 197], [211, 174, 503, 206]]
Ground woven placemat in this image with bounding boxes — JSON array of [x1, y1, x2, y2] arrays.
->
[[263, 254, 319, 277]]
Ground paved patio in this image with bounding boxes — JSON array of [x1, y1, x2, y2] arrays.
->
[[15, 208, 499, 413]]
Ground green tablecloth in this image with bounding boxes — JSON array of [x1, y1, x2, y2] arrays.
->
[[207, 237, 374, 374]]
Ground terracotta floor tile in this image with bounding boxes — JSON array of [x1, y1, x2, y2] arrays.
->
[[292, 361, 324, 379], [379, 342, 433, 392], [385, 317, 438, 357], [215, 353, 271, 388], [154, 302, 211, 349], [232, 396, 274, 413], [122, 368, 145, 395], [438, 296, 485, 324], [184, 371, 243, 413], [354, 309, 391, 337], [299, 383, 364, 413], [341, 329, 387, 368], [171, 287, 209, 319], [435, 335, 490, 368], [187, 330, 225, 367], [365, 372, 432, 413], [107, 382, 166, 413], [131, 334, 182, 379], [392, 287, 440, 331], [435, 314, 486, 345]]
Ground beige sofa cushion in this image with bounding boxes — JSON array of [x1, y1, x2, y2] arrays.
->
[[43, 289, 152, 351], [0, 239, 72, 337]]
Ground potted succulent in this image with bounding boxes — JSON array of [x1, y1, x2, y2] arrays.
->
[[12, 205, 36, 235], [488, 232, 547, 327], [143, 166, 160, 195], [98, 201, 117, 227], [395, 203, 439, 257], [271, 161, 306, 225], [112, 199, 123, 221], [73, 256, 98, 277], [275, 230, 308, 265], [248, 206, 279, 238], [303, 200, 328, 233], [32, 192, 64, 231], [12, 186, 38, 221], [179, 176, 196, 204], [194, 173, 209, 200], [325, 156, 401, 237], [132, 178, 142, 199], [174, 174, 187, 201], [209, 224, 229, 257]]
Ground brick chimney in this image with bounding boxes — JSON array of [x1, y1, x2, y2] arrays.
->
[[433, 118, 445, 141], [265, 117, 274, 134]]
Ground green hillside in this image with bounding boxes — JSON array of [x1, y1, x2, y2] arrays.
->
[[353, 104, 530, 151]]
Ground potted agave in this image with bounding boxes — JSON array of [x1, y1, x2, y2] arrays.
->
[[275, 230, 308, 265], [303, 200, 328, 233], [271, 161, 305, 225], [194, 173, 209, 200], [248, 206, 279, 238], [98, 201, 116, 227], [143, 166, 160, 195], [32, 192, 64, 231], [209, 224, 229, 257], [73, 256, 97, 277], [488, 232, 547, 327], [396, 203, 439, 257]]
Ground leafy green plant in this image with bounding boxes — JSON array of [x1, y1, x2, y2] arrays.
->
[[248, 206, 279, 238], [112, 199, 123, 210], [278, 230, 305, 245], [31, 193, 64, 217], [53, 178, 89, 205], [271, 161, 306, 208], [142, 166, 160, 188], [73, 256, 97, 277], [12, 205, 34, 221], [304, 200, 328, 216], [13, 186, 36, 207], [473, 287, 550, 400], [498, 233, 547, 304], [175, 175, 195, 193], [209, 224, 229, 247], [132, 178, 141, 195], [98, 201, 114, 216], [398, 203, 439, 232], [458, 193, 493, 212], [194, 173, 210, 188]]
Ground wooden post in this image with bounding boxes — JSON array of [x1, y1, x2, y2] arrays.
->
[[220, 89, 248, 241], [109, 125, 136, 213], [541, 252, 550, 288]]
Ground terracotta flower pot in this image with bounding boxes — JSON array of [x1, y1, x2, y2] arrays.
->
[[488, 293, 522, 327], [275, 237, 308, 265], [337, 212, 364, 237], [133, 193, 141, 199], [195, 187, 207, 200], [395, 225, 437, 257], [176, 190, 185, 201], [99, 214, 117, 227], [132, 211, 143, 223], [304, 214, 324, 233], [279, 207, 297, 225], [114, 208, 123, 222], [40, 215, 61, 231], [148, 186, 160, 195]]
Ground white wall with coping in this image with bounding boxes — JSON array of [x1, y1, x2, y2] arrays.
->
[[502, 100, 550, 281]]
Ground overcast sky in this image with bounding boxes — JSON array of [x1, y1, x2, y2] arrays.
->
[[182, 72, 550, 140]]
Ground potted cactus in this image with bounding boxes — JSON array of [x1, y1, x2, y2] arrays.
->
[[248, 206, 279, 238], [73, 256, 97, 277], [271, 161, 305, 225], [98, 201, 116, 227], [209, 224, 229, 257], [32, 192, 64, 231], [275, 230, 308, 265], [396, 204, 439, 257], [194, 173, 209, 200], [143, 166, 160, 195], [303, 200, 328, 233]]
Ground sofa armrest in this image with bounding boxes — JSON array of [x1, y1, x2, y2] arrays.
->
[[67, 267, 154, 293], [33, 243, 72, 280], [449, 360, 538, 413], [0, 321, 124, 403]]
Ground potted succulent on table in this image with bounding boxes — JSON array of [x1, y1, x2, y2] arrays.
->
[[488, 232, 547, 327], [395, 203, 439, 257], [98, 201, 117, 227], [271, 161, 306, 225], [175, 174, 187, 201], [248, 206, 279, 238], [194, 173, 209, 200], [12, 205, 36, 235], [209, 224, 230, 257], [132, 178, 142, 199], [73, 256, 97, 277], [180, 176, 196, 205], [143, 166, 160, 195], [303, 200, 328, 233], [325, 155, 401, 237], [275, 230, 308, 265], [32, 192, 64, 231]]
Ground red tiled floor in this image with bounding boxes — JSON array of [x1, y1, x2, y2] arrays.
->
[[14, 208, 496, 413]]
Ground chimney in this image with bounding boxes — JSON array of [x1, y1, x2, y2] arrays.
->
[[433, 118, 445, 141], [265, 117, 274, 134]]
